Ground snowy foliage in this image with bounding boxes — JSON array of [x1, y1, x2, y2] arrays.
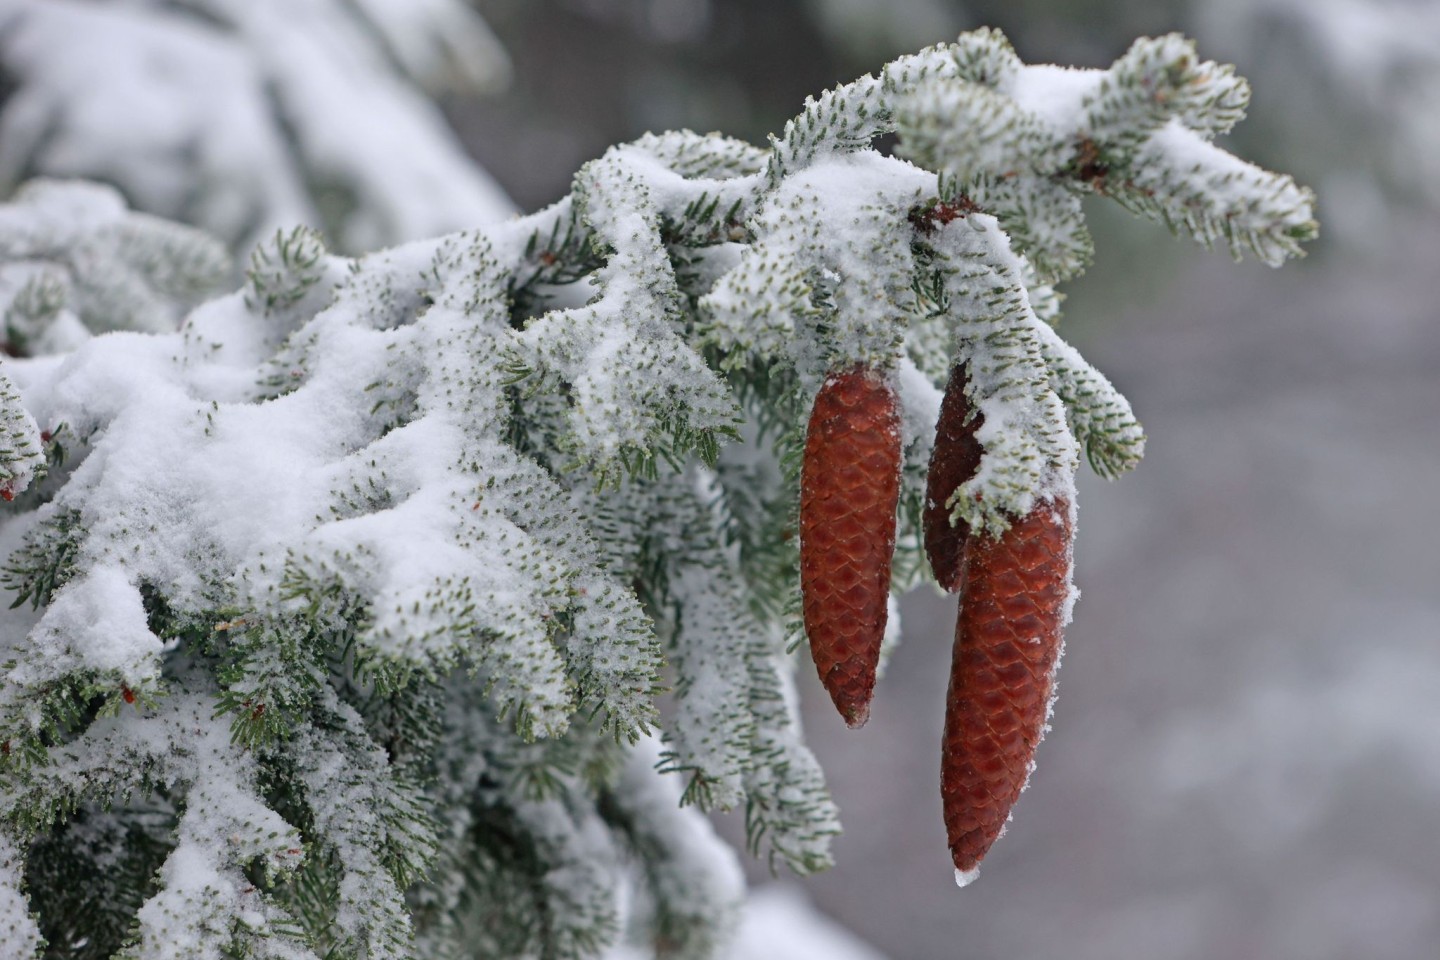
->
[[0, 0, 514, 254], [1195, 0, 1440, 214], [0, 29, 1314, 960], [0, 365, 41, 502], [0, 179, 230, 357]]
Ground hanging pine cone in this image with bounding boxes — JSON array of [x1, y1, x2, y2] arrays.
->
[[942, 495, 1073, 884], [799, 364, 902, 728], [924, 362, 984, 592]]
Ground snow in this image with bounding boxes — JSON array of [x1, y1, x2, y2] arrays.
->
[[0, 236, 553, 734], [604, 883, 890, 960], [0, 362, 44, 499], [229, 0, 514, 251], [0, 180, 230, 354], [923, 212, 1080, 534], [0, 2, 314, 250], [703, 150, 934, 383], [346, 0, 513, 94], [24, 567, 161, 680], [1129, 118, 1316, 265], [0, 0, 515, 253], [727, 885, 890, 960], [1004, 64, 1105, 134], [954, 865, 981, 888], [0, 832, 42, 956]]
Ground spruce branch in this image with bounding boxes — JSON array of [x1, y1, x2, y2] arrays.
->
[[0, 28, 1318, 958], [0, 180, 229, 357], [0, 365, 44, 502]]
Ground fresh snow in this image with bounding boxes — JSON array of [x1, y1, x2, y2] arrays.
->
[[1004, 64, 1105, 134]]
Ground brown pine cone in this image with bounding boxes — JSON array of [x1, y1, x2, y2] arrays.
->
[[799, 364, 902, 728], [924, 362, 984, 592], [942, 496, 1073, 883]]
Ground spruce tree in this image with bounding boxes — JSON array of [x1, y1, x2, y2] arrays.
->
[[0, 29, 1315, 960]]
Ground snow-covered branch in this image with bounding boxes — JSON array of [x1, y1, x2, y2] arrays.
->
[[0, 28, 1314, 960]]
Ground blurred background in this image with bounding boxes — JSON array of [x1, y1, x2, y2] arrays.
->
[[2, 0, 1436, 956]]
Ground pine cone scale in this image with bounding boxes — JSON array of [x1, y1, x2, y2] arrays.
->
[[943, 497, 1072, 875], [800, 365, 902, 728], [924, 363, 984, 592]]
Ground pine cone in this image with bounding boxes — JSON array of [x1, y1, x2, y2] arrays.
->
[[799, 364, 902, 728], [924, 362, 984, 592], [942, 496, 1072, 883]]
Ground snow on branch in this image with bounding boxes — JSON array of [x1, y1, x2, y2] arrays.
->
[[0, 0, 515, 254], [0, 29, 1315, 959], [0, 365, 43, 502], [0, 180, 230, 356], [891, 28, 1317, 278]]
